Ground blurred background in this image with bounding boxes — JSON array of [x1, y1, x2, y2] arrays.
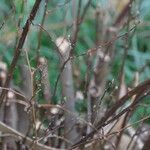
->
[[0, 0, 150, 149]]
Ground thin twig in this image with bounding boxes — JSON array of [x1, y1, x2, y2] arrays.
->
[[71, 79, 150, 149], [0, 121, 62, 150], [0, 0, 42, 106]]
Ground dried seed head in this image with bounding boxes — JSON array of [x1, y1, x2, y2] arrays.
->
[[56, 37, 70, 55], [50, 107, 59, 114], [0, 62, 7, 72], [38, 57, 46, 65], [7, 91, 15, 99], [0, 71, 6, 79]]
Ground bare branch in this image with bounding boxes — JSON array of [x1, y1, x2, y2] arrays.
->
[[0, 121, 63, 150], [0, 0, 42, 106]]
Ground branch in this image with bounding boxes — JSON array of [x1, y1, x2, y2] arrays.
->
[[113, 0, 134, 27], [71, 0, 92, 52], [71, 78, 150, 149], [0, 0, 42, 106], [0, 121, 62, 150]]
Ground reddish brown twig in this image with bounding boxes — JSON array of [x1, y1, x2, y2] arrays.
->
[[113, 0, 134, 27]]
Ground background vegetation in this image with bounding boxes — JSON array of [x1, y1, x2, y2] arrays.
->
[[0, 0, 150, 150]]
